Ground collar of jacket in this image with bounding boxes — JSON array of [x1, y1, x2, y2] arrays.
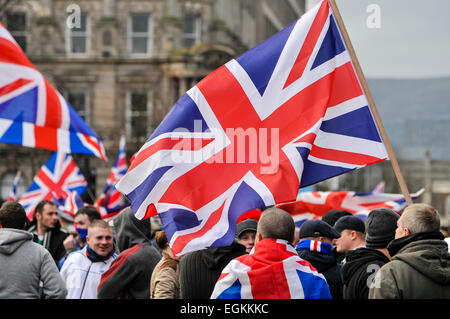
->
[[295, 240, 332, 255], [387, 231, 444, 257], [85, 245, 114, 262]]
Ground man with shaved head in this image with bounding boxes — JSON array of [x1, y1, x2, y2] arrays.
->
[[369, 203, 450, 299], [211, 207, 331, 299]]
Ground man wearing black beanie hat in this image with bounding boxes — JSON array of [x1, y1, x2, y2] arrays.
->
[[340, 208, 399, 299]]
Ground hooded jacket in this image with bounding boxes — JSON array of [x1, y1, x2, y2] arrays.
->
[[341, 247, 389, 299], [97, 208, 161, 299], [0, 228, 67, 299], [28, 219, 69, 264], [369, 232, 450, 299], [179, 240, 246, 299]]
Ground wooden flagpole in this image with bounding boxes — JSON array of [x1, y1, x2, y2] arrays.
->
[[328, 0, 412, 204]]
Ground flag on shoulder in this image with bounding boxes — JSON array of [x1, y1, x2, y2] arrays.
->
[[211, 238, 331, 299], [18, 152, 87, 220], [0, 22, 107, 160], [116, 0, 388, 256], [277, 188, 425, 226]]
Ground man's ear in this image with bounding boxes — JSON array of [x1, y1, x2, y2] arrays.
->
[[404, 228, 411, 236], [255, 232, 262, 243]]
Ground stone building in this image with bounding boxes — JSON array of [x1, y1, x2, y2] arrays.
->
[[0, 0, 306, 202]]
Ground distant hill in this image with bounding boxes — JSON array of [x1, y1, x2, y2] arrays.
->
[[366, 77, 450, 159]]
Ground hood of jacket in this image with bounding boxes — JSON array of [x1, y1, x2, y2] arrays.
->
[[112, 207, 152, 252], [341, 247, 389, 285], [200, 241, 246, 270], [389, 232, 450, 285], [297, 249, 337, 274], [0, 228, 33, 255]]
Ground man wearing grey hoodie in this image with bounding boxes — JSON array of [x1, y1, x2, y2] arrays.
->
[[0, 201, 67, 299]]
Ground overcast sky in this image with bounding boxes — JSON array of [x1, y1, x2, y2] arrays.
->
[[324, 0, 450, 79]]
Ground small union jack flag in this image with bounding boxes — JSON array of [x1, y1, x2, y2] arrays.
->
[[117, 0, 388, 256], [94, 135, 129, 220], [0, 22, 107, 160], [7, 169, 21, 201], [18, 152, 87, 220], [54, 190, 85, 221]]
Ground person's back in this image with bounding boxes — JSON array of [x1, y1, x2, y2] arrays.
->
[[211, 208, 331, 299], [97, 207, 161, 299], [179, 240, 246, 299], [0, 201, 66, 299]]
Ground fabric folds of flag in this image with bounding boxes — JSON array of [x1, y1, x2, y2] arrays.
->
[[116, 0, 388, 256], [18, 152, 87, 220], [277, 188, 424, 226], [7, 169, 21, 201], [94, 135, 130, 220], [0, 22, 107, 160], [54, 190, 85, 221]]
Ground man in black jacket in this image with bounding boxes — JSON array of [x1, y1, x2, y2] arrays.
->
[[27, 200, 69, 265], [340, 208, 399, 299], [296, 219, 343, 299]]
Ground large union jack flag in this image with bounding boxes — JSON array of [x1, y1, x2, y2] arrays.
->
[[18, 152, 87, 220], [0, 22, 107, 160], [277, 188, 424, 226], [116, 0, 388, 256]]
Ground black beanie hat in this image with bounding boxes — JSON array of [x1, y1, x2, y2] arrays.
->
[[365, 208, 399, 249], [334, 215, 365, 234], [322, 210, 352, 226]]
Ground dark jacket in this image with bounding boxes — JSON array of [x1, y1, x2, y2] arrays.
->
[[97, 208, 161, 299], [296, 241, 343, 299], [341, 247, 389, 299], [369, 232, 450, 299], [27, 220, 69, 265], [179, 240, 246, 299]]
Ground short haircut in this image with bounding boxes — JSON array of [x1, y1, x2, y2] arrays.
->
[[402, 203, 440, 234], [88, 219, 111, 231], [0, 201, 27, 229], [257, 207, 295, 242], [75, 206, 102, 222]]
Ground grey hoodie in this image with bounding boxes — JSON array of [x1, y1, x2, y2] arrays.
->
[[0, 228, 67, 299]]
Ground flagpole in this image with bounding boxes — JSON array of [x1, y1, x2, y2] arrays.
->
[[328, 0, 412, 205]]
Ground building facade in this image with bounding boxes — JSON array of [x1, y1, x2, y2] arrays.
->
[[0, 0, 306, 203]]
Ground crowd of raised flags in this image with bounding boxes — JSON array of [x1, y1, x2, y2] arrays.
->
[[0, 0, 426, 293]]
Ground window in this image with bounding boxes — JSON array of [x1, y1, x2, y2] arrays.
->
[[0, 172, 27, 201], [65, 90, 90, 124], [6, 12, 27, 52], [66, 12, 89, 55], [129, 13, 152, 56], [182, 14, 201, 48], [126, 91, 152, 142]]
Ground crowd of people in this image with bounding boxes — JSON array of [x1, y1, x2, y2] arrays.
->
[[0, 199, 449, 299]]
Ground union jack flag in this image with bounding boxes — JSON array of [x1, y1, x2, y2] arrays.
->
[[116, 0, 388, 256], [54, 190, 85, 221], [277, 188, 424, 226], [18, 152, 87, 220], [210, 239, 331, 299], [94, 135, 129, 220], [7, 169, 21, 201], [0, 22, 107, 160]]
